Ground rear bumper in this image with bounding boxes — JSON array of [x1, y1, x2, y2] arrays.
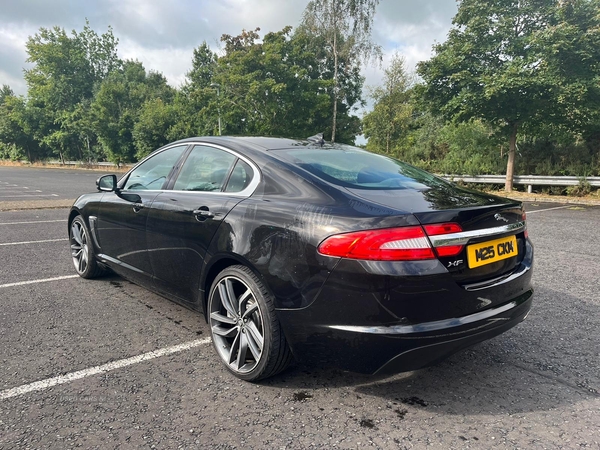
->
[[374, 292, 532, 374], [276, 240, 534, 374]]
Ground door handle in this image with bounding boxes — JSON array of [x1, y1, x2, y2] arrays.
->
[[133, 203, 144, 213], [193, 207, 214, 221]]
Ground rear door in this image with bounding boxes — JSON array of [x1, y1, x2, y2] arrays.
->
[[146, 144, 257, 303]]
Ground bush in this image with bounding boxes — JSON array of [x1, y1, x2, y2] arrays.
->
[[566, 178, 592, 197]]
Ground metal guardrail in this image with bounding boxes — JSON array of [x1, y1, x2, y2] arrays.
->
[[22, 160, 133, 170], [443, 175, 600, 192], [42, 160, 121, 167]]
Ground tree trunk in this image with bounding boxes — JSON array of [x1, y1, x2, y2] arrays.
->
[[331, 32, 338, 143], [505, 122, 518, 192]]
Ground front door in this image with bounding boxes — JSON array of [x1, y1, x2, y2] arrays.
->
[[95, 144, 188, 284]]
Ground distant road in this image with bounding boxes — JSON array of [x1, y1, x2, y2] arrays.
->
[[0, 166, 108, 201]]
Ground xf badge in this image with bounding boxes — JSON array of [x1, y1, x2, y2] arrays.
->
[[447, 259, 463, 268]]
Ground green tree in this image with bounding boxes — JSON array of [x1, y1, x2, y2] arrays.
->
[[175, 42, 221, 137], [541, 0, 600, 138], [0, 85, 14, 104], [299, 0, 381, 142], [417, 0, 557, 191], [185, 42, 218, 92], [23, 21, 120, 162], [0, 89, 44, 161], [363, 53, 414, 153], [92, 60, 176, 163], [133, 98, 181, 158], [212, 27, 344, 139]]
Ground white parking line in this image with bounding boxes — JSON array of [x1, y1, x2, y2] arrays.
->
[[0, 194, 59, 198], [527, 205, 571, 214], [0, 275, 79, 289], [0, 220, 66, 225], [0, 338, 211, 400], [0, 238, 68, 246]]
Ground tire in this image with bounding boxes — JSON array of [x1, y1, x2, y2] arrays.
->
[[208, 265, 293, 381], [69, 216, 105, 279]]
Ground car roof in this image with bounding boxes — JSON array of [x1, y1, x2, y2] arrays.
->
[[171, 136, 343, 152]]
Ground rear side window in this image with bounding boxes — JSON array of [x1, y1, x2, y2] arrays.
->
[[173, 145, 236, 192], [274, 147, 450, 190], [224, 160, 253, 192]]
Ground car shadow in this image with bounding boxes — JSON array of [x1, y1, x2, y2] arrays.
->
[[96, 273, 599, 416]]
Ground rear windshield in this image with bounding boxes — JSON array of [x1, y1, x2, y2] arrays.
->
[[274, 147, 450, 190]]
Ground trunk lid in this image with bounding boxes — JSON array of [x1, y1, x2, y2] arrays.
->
[[346, 183, 527, 285]]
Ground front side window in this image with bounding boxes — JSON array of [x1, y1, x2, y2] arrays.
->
[[173, 145, 236, 192], [124, 145, 187, 190]]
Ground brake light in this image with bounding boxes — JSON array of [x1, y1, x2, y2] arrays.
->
[[522, 211, 529, 239], [423, 223, 464, 257], [317, 222, 467, 261], [317, 226, 435, 261]]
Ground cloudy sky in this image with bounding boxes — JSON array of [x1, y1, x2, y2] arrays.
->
[[0, 0, 459, 100]]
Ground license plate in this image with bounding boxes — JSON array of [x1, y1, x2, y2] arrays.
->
[[467, 235, 518, 269]]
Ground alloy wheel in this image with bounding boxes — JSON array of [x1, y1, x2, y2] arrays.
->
[[209, 276, 265, 374], [70, 220, 89, 275]]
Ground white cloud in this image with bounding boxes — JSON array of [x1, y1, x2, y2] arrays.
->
[[0, 0, 458, 101], [117, 38, 195, 89], [0, 24, 35, 94]]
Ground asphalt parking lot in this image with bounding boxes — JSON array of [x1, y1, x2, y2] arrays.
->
[[0, 168, 599, 449]]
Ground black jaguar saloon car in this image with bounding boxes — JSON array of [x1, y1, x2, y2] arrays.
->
[[68, 136, 533, 381]]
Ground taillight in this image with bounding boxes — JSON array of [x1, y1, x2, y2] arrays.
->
[[317, 226, 435, 261], [424, 223, 464, 257], [317, 222, 465, 261], [522, 211, 529, 239]]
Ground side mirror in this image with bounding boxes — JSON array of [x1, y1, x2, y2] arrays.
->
[[97, 174, 118, 192]]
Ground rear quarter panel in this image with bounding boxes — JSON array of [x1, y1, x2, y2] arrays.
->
[[202, 161, 420, 311]]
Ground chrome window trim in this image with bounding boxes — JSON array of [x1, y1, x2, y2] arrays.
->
[[429, 221, 526, 247], [118, 141, 261, 198]]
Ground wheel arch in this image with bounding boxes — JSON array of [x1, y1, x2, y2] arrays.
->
[[67, 207, 82, 232]]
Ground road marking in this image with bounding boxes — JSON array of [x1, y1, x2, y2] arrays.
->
[[0, 220, 66, 225], [0, 194, 59, 198], [0, 338, 212, 400], [527, 205, 571, 214], [0, 238, 68, 246], [0, 275, 79, 289]]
